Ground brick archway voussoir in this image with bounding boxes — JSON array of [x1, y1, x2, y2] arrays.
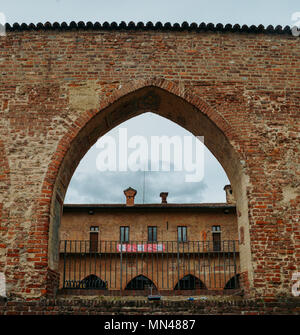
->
[[40, 77, 237, 213]]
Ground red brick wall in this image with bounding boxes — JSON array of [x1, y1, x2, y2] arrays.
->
[[0, 297, 299, 315], [0, 26, 299, 300], [60, 209, 238, 241]]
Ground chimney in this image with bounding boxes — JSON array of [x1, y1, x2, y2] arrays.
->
[[160, 192, 168, 204], [123, 187, 137, 206], [223, 185, 235, 204]]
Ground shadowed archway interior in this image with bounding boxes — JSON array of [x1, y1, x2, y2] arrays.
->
[[224, 274, 240, 290], [125, 275, 157, 291], [174, 274, 207, 290]]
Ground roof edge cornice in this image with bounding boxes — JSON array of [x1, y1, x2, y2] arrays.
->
[[3, 21, 296, 35]]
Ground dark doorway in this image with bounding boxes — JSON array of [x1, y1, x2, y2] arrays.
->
[[224, 274, 240, 289], [125, 275, 157, 290], [174, 274, 206, 290], [81, 274, 107, 289], [212, 225, 221, 251], [89, 226, 99, 252]]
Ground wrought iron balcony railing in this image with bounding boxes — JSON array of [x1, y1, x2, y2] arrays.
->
[[59, 240, 239, 254], [59, 240, 240, 293]]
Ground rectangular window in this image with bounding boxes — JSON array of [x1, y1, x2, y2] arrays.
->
[[212, 225, 221, 251], [89, 226, 99, 252], [177, 226, 187, 242], [120, 226, 129, 243], [148, 226, 157, 242]]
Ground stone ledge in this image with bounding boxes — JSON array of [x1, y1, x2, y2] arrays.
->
[[0, 297, 299, 315]]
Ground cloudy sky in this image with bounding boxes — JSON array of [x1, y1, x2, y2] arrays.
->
[[2, 1, 299, 204], [1, 0, 299, 27], [65, 113, 226, 204]]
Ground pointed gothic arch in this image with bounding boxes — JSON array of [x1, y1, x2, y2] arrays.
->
[[125, 275, 157, 291], [174, 274, 207, 290], [40, 78, 252, 296], [224, 274, 240, 290], [80, 274, 107, 290]]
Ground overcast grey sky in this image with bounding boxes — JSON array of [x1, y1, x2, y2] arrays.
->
[[2, 1, 298, 204], [64, 113, 228, 204], [1, 0, 299, 27]]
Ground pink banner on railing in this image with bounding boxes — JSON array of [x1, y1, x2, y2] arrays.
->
[[117, 243, 165, 252]]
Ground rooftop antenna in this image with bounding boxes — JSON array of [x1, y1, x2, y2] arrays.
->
[[142, 169, 146, 204]]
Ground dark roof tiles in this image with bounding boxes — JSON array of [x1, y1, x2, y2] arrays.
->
[[3, 21, 294, 35]]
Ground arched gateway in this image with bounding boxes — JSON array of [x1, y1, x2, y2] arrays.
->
[[0, 22, 299, 301]]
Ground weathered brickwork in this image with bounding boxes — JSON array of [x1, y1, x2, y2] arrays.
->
[[0, 297, 299, 315], [61, 206, 237, 242], [0, 24, 299, 302]]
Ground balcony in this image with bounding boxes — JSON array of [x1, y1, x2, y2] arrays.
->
[[59, 240, 239, 254], [59, 240, 240, 295]]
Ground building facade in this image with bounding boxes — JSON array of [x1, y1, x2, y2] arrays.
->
[[59, 185, 240, 294]]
